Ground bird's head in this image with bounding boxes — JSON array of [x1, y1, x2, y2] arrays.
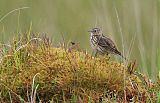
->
[[88, 28, 101, 35]]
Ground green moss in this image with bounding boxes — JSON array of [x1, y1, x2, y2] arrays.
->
[[0, 35, 159, 102]]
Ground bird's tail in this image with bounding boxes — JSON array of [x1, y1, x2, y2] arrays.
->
[[115, 50, 128, 61]]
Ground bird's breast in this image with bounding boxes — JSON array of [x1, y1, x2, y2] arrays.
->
[[90, 35, 98, 48]]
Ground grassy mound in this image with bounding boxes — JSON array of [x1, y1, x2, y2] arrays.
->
[[0, 35, 159, 102]]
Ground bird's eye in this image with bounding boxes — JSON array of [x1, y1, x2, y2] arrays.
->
[[94, 30, 96, 32]]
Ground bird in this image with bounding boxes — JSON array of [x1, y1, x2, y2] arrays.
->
[[88, 27, 126, 60]]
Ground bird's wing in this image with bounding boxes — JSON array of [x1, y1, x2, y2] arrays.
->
[[94, 35, 116, 48], [95, 35, 121, 54]]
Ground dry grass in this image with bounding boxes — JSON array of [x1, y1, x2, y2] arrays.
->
[[0, 34, 159, 102]]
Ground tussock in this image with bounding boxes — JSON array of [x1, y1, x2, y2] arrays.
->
[[0, 35, 159, 102]]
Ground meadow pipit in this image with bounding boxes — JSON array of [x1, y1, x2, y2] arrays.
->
[[89, 28, 126, 60]]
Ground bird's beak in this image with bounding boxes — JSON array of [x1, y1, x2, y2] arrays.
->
[[88, 30, 93, 32]]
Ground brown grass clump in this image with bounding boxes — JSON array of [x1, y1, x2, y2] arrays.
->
[[0, 34, 159, 102]]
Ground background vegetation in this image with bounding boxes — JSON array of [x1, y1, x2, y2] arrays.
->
[[0, 0, 160, 79]]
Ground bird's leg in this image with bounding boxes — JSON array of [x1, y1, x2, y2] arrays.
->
[[94, 51, 98, 57], [106, 52, 109, 56], [91, 50, 98, 57], [106, 52, 110, 60]]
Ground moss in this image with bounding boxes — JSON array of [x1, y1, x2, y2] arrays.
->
[[0, 35, 159, 102]]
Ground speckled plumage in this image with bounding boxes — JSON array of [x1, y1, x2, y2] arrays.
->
[[89, 28, 126, 59]]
